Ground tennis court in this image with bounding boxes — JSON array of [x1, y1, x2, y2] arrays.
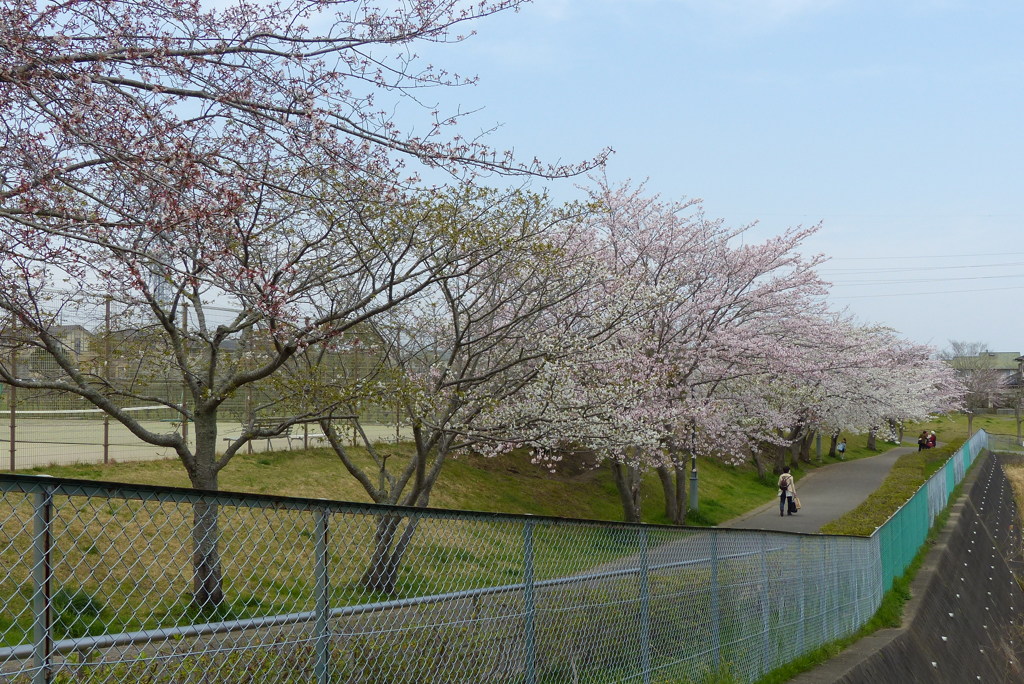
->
[[1, 413, 408, 470]]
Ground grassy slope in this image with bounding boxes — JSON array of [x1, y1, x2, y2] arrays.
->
[[30, 443, 783, 526], [907, 411, 1018, 445], [29, 414, 1016, 525]]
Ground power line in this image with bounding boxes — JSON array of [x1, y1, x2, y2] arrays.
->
[[827, 251, 1024, 261], [831, 284, 1024, 299], [820, 260, 1024, 274], [830, 273, 1024, 286]]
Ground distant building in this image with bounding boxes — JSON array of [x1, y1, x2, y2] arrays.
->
[[21, 324, 97, 379], [949, 351, 1022, 385], [946, 351, 1022, 409]]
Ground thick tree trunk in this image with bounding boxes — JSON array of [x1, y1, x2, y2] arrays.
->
[[867, 427, 878, 451], [774, 442, 787, 474], [611, 461, 643, 523], [361, 513, 421, 595], [188, 413, 224, 608], [656, 465, 676, 523], [786, 423, 804, 470], [674, 463, 687, 524], [773, 430, 787, 474], [799, 431, 814, 463], [751, 449, 767, 480], [789, 439, 801, 469], [191, 500, 224, 608], [656, 463, 687, 525], [827, 431, 838, 458], [888, 419, 904, 444]]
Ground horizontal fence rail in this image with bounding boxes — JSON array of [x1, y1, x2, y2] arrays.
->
[[0, 475, 882, 684], [0, 546, 780, 663], [1, 430, 1004, 683]]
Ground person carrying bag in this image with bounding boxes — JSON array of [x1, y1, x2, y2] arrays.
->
[[778, 466, 797, 517]]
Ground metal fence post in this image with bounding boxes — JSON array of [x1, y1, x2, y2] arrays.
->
[[313, 508, 331, 684], [710, 531, 721, 666], [818, 538, 827, 645], [759, 534, 770, 677], [827, 537, 837, 641], [797, 537, 805, 656], [32, 485, 53, 684], [638, 528, 652, 684], [523, 521, 537, 684]]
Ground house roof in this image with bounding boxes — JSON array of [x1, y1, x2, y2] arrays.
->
[[50, 324, 90, 334], [949, 352, 1023, 370]]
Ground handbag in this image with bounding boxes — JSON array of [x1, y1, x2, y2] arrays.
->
[[794, 496, 801, 510]]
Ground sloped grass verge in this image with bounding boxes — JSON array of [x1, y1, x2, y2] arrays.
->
[[819, 442, 959, 536]]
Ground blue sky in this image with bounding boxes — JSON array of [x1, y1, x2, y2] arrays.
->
[[417, 0, 1024, 353]]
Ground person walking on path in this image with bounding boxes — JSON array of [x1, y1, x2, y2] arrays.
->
[[723, 443, 915, 533], [837, 438, 847, 460], [778, 466, 796, 517]]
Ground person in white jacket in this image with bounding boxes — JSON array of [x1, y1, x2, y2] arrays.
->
[[778, 466, 796, 516]]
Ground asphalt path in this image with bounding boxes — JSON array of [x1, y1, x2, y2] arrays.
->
[[720, 444, 917, 534]]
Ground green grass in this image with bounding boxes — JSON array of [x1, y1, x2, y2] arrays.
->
[[906, 412, 1019, 446], [17, 417, 1004, 682], [820, 415, 1016, 536], [820, 442, 958, 536], [28, 444, 782, 526]]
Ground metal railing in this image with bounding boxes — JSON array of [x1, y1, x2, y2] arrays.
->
[[0, 474, 882, 683]]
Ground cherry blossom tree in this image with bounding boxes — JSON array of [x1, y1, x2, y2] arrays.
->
[[291, 189, 650, 593], [583, 180, 832, 523], [581, 180, 968, 524], [762, 318, 964, 469], [0, 0, 602, 606], [1, 180, 565, 604]]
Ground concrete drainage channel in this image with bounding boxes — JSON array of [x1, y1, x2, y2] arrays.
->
[[792, 451, 1024, 683]]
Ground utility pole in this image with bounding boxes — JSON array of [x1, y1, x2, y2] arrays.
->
[[7, 346, 15, 472], [103, 298, 111, 465]]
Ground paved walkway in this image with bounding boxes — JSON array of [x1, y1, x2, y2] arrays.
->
[[720, 444, 917, 534]]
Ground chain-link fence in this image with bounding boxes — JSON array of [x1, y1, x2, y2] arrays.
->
[[0, 473, 882, 684], [0, 412, 408, 471], [2, 430, 1001, 683], [875, 429, 990, 592], [986, 432, 1024, 454]]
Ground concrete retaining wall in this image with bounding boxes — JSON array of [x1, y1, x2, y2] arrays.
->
[[792, 452, 1024, 683]]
